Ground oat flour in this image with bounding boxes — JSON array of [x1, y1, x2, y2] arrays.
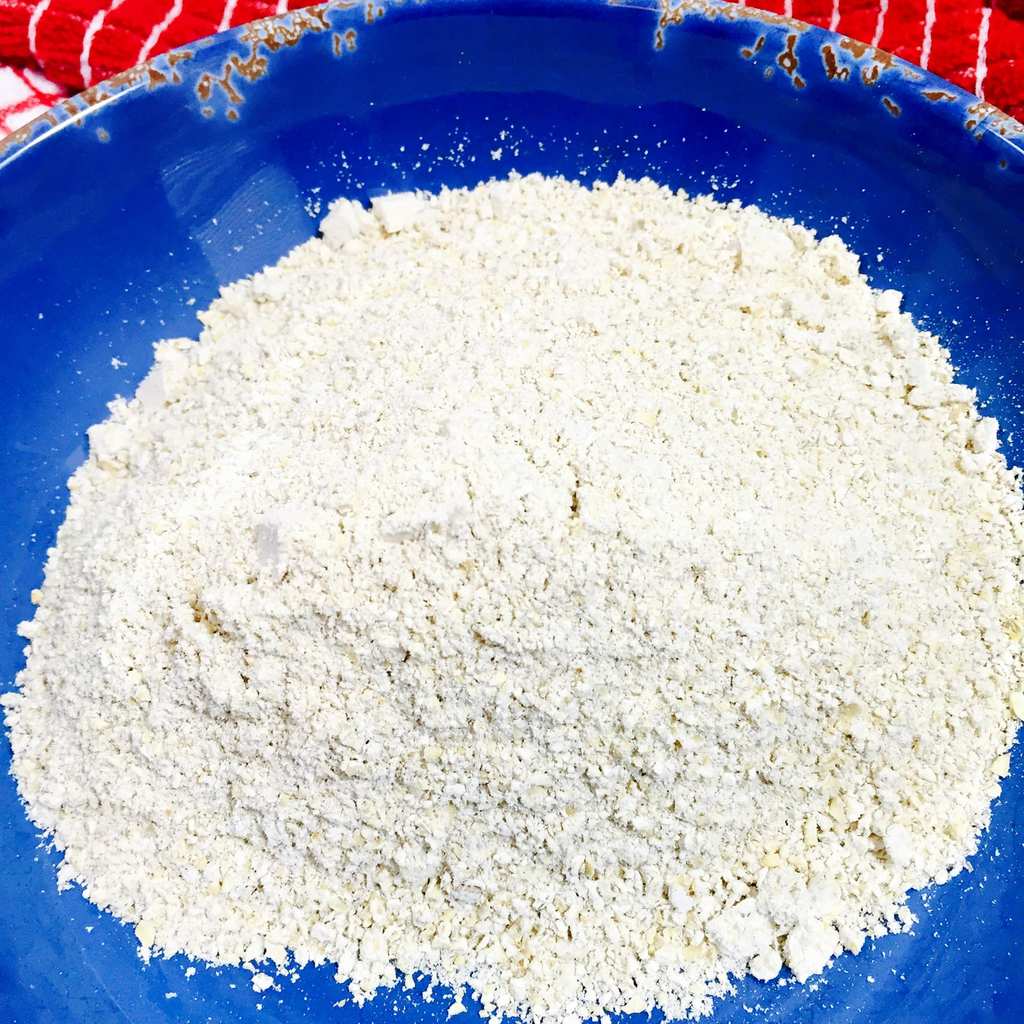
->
[[5, 175, 1024, 1022]]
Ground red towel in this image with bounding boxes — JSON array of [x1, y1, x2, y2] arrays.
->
[[0, 0, 1021, 135]]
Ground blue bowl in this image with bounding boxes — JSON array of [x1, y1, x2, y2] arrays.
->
[[2, 2, 1023, 1022]]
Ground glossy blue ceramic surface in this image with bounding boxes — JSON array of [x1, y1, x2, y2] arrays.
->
[[1, 2, 1023, 1021]]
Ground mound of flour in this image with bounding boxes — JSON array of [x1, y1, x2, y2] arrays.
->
[[5, 174, 1024, 1022]]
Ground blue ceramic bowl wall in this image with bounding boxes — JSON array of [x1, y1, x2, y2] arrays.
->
[[1, 2, 1023, 1022]]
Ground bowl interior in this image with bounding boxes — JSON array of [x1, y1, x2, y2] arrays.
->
[[1, 2, 1023, 1022]]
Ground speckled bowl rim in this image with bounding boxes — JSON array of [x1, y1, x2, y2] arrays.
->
[[1, 0, 1022, 171]]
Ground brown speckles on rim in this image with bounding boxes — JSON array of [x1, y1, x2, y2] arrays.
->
[[65, 68, 145, 119], [98, 52, 192, 102], [836, 39, 893, 88], [839, 39, 895, 69], [197, 64, 245, 107], [201, 107, 214, 118], [645, 1, 1024, 150], [194, 6, 351, 118], [0, 110, 58, 157], [1, 46, 196, 154], [143, 56, 190, 88], [821, 44, 850, 81], [654, 0, 677, 51], [741, 35, 765, 60], [145, 51, 192, 89], [226, 108, 240, 122], [838, 38, 869, 59], [96, 127, 110, 142], [966, 100, 1024, 137], [656, 0, 808, 52], [333, 29, 358, 56], [364, 2, 385, 22], [776, 33, 801, 86]]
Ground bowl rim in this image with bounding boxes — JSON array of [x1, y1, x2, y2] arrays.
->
[[1, 0, 1022, 171]]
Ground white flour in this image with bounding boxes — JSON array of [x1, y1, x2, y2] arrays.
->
[[5, 174, 1024, 1022]]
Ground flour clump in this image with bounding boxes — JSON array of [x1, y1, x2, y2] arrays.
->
[[6, 174, 1024, 1023]]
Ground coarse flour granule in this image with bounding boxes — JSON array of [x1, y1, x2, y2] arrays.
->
[[5, 174, 1024, 1022]]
